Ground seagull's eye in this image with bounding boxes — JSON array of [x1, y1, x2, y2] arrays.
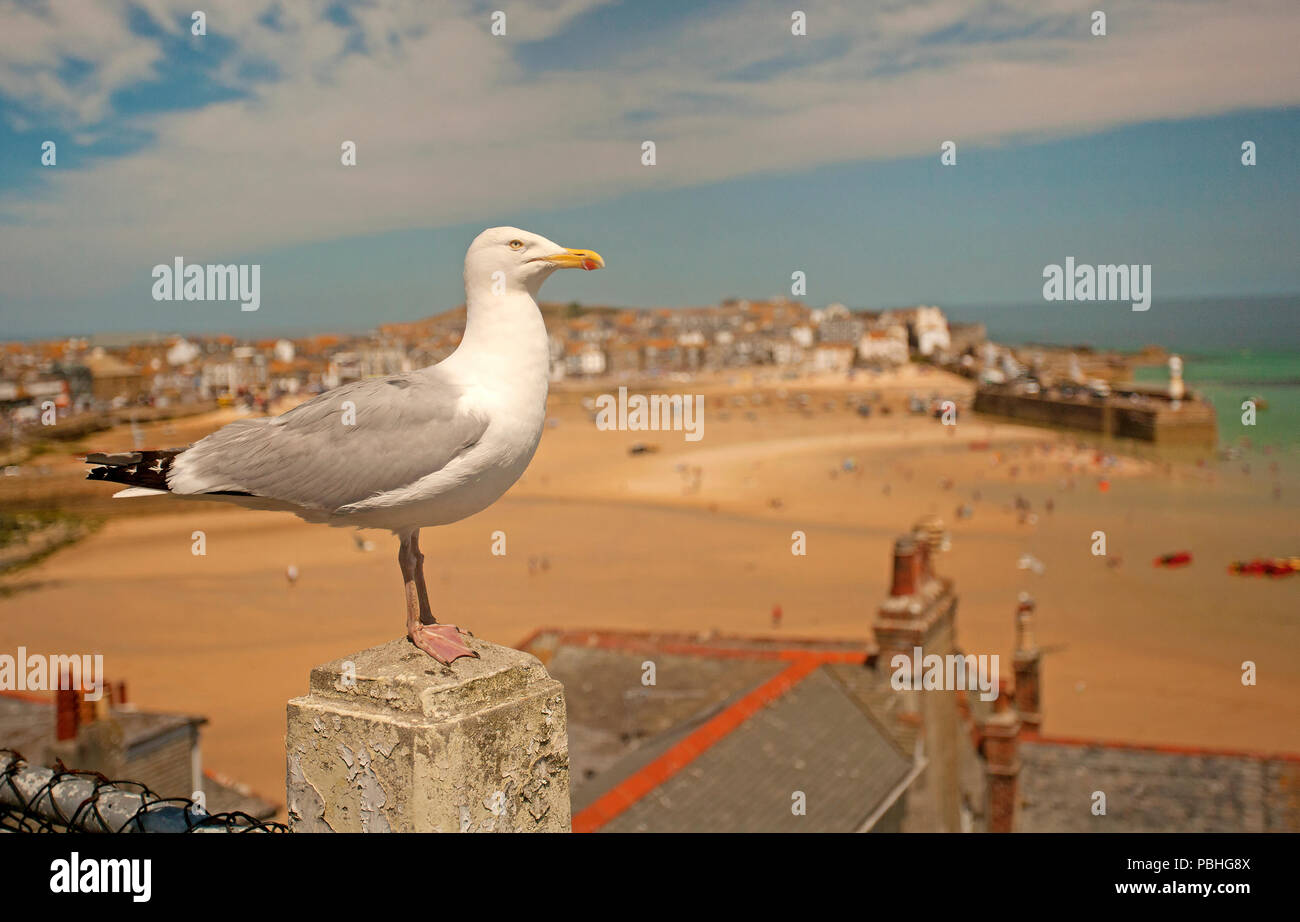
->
[[508, 240, 524, 250]]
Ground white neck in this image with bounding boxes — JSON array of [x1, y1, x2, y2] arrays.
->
[[441, 271, 551, 388]]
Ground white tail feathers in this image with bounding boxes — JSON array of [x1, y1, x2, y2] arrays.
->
[[113, 486, 168, 498]]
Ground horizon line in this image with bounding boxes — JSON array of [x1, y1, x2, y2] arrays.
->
[[6, 291, 1299, 347]]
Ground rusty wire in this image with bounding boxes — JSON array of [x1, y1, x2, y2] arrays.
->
[[0, 748, 286, 833]]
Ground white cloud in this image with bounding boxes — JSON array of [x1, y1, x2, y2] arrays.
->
[[1, 0, 1298, 302], [0, 0, 163, 126]]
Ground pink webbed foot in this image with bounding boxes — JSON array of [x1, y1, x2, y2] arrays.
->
[[409, 623, 478, 665]]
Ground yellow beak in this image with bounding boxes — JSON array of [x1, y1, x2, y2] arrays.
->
[[537, 247, 605, 271]]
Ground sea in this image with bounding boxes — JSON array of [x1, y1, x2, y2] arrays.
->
[[945, 294, 1300, 450]]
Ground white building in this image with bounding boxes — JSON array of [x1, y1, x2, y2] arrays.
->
[[911, 306, 951, 357], [167, 338, 200, 366], [812, 343, 856, 374], [857, 328, 909, 366], [564, 342, 607, 377], [273, 339, 296, 363], [881, 306, 951, 358]]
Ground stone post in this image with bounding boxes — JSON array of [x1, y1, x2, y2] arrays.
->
[[286, 637, 570, 832]]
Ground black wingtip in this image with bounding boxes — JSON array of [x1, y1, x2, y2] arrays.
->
[[85, 451, 143, 465]]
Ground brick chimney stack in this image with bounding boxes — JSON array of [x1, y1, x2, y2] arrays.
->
[[982, 680, 1022, 833], [877, 529, 955, 656], [889, 536, 919, 597], [1012, 593, 1043, 732], [55, 674, 126, 743], [912, 535, 931, 584], [55, 684, 79, 741], [76, 692, 96, 730], [873, 530, 962, 832]]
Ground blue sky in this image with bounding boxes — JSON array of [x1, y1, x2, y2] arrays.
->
[[1, 0, 1298, 339]]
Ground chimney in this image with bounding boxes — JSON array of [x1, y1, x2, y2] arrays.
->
[[77, 693, 96, 730], [913, 536, 931, 583], [912, 515, 947, 581], [55, 684, 79, 742], [872, 532, 963, 832], [889, 536, 919, 597], [982, 679, 1021, 833], [1013, 593, 1043, 732]]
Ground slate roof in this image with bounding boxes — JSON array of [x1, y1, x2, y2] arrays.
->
[[0, 694, 203, 754], [0, 692, 277, 822], [202, 771, 281, 821], [600, 667, 913, 833], [545, 642, 788, 786], [0, 695, 57, 756], [1018, 739, 1300, 833], [524, 629, 918, 832], [529, 627, 1300, 833]]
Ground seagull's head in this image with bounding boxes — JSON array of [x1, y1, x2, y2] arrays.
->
[[465, 226, 604, 297]]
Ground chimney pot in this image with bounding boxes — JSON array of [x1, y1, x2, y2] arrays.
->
[[890, 536, 919, 597], [914, 537, 931, 582], [56, 683, 79, 742], [1015, 593, 1037, 651], [1013, 595, 1043, 732]]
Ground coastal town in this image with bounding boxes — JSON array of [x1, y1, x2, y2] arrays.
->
[[0, 293, 1285, 824], [1, 298, 1207, 453]]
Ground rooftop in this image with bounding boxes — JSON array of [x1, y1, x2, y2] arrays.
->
[[1018, 736, 1300, 833], [522, 628, 922, 833], [0, 691, 277, 822]]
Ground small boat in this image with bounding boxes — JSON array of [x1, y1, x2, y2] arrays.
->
[[1228, 557, 1297, 577]]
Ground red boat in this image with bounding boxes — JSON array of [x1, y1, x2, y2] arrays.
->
[[1228, 558, 1299, 578]]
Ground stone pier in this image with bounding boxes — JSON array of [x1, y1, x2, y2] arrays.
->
[[286, 637, 569, 832]]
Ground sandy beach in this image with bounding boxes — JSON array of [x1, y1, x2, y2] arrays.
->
[[2, 366, 1297, 807]]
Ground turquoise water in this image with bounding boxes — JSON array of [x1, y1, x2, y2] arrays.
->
[[947, 294, 1299, 450], [1133, 352, 1300, 450]]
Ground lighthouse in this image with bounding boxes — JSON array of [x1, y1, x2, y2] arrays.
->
[[1168, 354, 1185, 401]]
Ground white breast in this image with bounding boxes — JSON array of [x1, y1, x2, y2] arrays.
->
[[338, 291, 551, 532]]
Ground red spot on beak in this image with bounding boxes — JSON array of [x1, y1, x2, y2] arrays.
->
[[582, 258, 599, 271]]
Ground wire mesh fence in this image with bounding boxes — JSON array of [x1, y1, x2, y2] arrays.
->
[[0, 749, 287, 833]]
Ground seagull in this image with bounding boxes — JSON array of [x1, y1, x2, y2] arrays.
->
[[86, 227, 604, 664]]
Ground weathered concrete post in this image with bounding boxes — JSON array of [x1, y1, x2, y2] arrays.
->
[[286, 637, 569, 832]]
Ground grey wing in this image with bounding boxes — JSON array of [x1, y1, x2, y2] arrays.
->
[[167, 369, 488, 512]]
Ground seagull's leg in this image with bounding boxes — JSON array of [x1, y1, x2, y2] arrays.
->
[[411, 530, 435, 626], [399, 533, 423, 637], [403, 529, 477, 664]]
